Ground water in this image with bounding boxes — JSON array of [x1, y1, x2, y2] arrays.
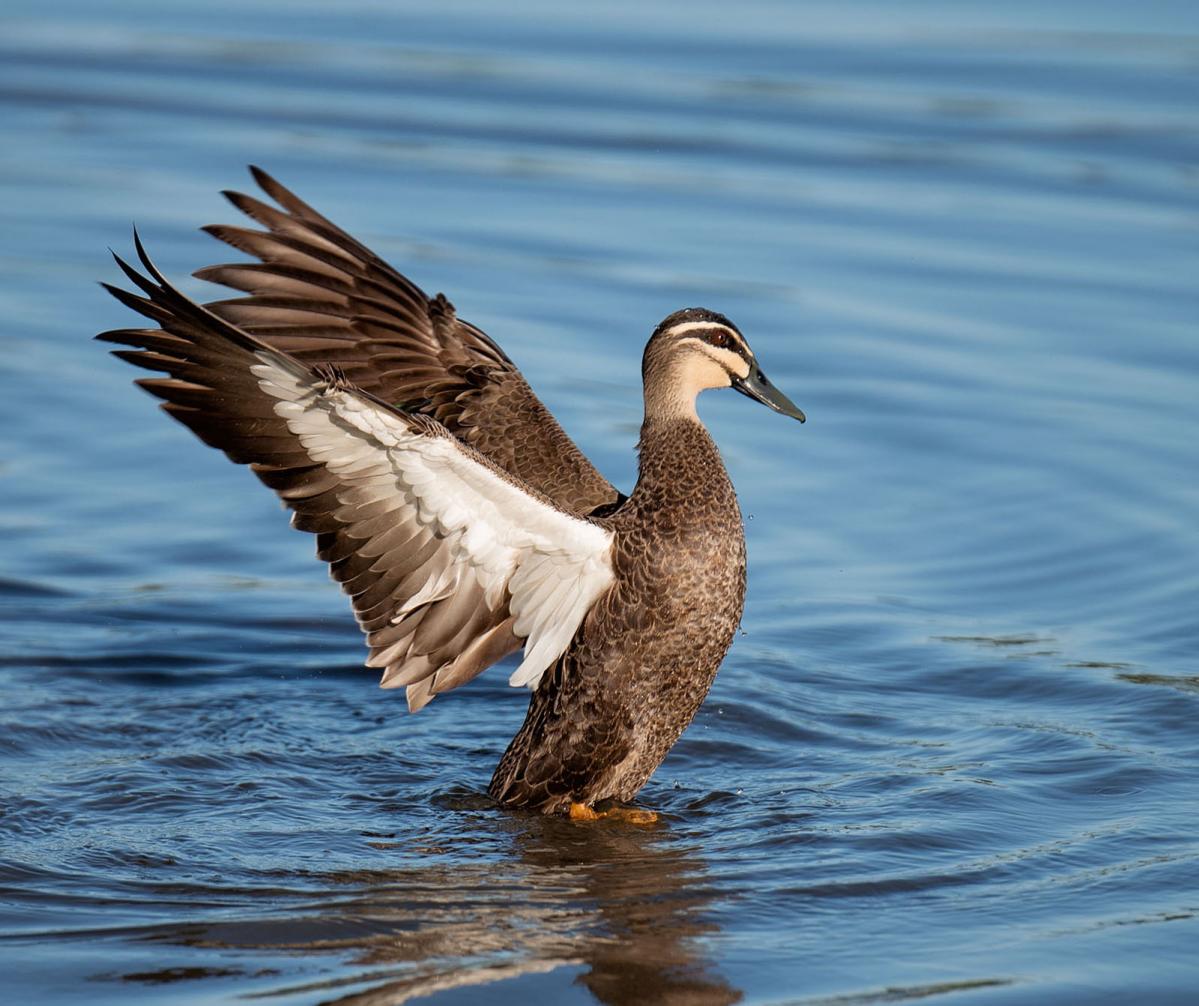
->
[[2, 2, 1198, 1003]]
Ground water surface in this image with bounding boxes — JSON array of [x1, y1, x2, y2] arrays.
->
[[2, 2, 1198, 1003]]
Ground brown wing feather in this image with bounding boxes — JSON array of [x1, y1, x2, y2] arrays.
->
[[99, 235, 527, 710], [194, 166, 622, 516]]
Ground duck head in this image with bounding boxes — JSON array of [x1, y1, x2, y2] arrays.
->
[[642, 307, 805, 423]]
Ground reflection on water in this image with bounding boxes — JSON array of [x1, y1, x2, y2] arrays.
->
[[1116, 672, 1199, 696], [87, 810, 738, 1005], [2, 0, 1199, 1003]]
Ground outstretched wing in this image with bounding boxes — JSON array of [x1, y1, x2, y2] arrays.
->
[[196, 166, 623, 516], [99, 235, 615, 711]]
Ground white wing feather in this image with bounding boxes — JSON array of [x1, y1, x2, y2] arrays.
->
[[250, 349, 614, 692]]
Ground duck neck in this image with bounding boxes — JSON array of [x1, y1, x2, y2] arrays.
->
[[641, 352, 710, 424], [631, 414, 733, 513]]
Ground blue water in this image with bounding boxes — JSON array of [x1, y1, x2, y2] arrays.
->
[[2, 2, 1198, 1003]]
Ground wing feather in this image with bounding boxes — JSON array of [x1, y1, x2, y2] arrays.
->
[[191, 166, 623, 516], [99, 235, 615, 710]]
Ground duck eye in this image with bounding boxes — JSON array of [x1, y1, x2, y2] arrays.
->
[[709, 330, 730, 348]]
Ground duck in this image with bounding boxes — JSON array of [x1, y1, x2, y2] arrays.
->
[[99, 167, 805, 821]]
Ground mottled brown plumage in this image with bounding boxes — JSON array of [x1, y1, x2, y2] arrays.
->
[[98, 168, 804, 816], [491, 420, 748, 811]]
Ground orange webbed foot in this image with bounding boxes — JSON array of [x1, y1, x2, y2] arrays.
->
[[568, 802, 658, 825]]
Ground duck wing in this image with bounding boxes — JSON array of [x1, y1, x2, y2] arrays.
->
[[99, 236, 616, 711], [193, 166, 622, 517]]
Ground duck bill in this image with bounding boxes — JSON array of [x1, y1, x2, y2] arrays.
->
[[732, 361, 805, 422]]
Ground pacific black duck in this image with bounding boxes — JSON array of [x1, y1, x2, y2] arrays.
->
[[99, 168, 805, 820]]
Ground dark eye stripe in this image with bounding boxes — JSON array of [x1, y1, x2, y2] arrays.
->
[[704, 327, 750, 362]]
